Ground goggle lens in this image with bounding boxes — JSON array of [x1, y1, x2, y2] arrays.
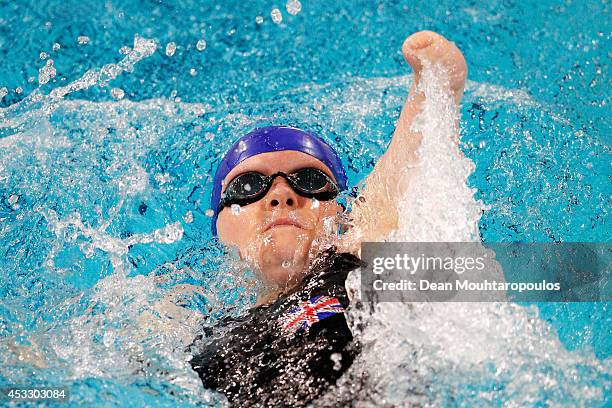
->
[[219, 168, 339, 211]]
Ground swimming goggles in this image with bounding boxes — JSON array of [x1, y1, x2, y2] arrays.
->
[[218, 167, 339, 210]]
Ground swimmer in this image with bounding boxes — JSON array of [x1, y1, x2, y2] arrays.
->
[[190, 30, 467, 406]]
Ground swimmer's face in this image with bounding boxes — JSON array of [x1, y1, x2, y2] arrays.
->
[[216, 151, 343, 287]]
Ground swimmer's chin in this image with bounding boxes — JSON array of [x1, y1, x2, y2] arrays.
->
[[258, 240, 310, 280], [260, 262, 307, 289], [256, 264, 307, 305], [253, 227, 313, 283]]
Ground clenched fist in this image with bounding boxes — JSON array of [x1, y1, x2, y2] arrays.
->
[[402, 30, 468, 104]]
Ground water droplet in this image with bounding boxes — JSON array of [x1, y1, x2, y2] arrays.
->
[[271, 8, 283, 24], [154, 222, 184, 244], [204, 132, 215, 141], [205, 209, 214, 217], [323, 217, 334, 233], [244, 183, 252, 192], [286, 0, 302, 15], [77, 35, 90, 45], [255, 15, 264, 24], [310, 198, 320, 209], [330, 352, 342, 371], [110, 88, 125, 100], [0, 87, 7, 100], [478, 140, 486, 148], [237, 140, 247, 153], [196, 39, 207, 51], [38, 59, 56, 85], [154, 173, 172, 185], [15, 87, 23, 94], [8, 194, 19, 208], [189, 68, 197, 76], [52, 42, 61, 52], [184, 211, 194, 223], [39, 51, 48, 60], [103, 331, 114, 348], [165, 42, 176, 57], [231, 204, 241, 215], [80, 242, 94, 258], [282, 260, 292, 269]]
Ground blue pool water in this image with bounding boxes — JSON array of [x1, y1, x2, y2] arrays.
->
[[0, 0, 610, 406]]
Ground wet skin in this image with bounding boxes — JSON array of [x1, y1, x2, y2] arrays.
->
[[216, 30, 468, 302], [216, 150, 343, 297]]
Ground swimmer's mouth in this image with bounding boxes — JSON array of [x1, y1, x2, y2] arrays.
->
[[265, 218, 305, 231]]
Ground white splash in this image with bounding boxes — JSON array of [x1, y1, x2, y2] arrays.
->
[[38, 60, 56, 86], [42, 35, 156, 103], [390, 63, 481, 242], [154, 172, 172, 186], [0, 33, 604, 405], [333, 64, 609, 407], [41, 207, 183, 268]]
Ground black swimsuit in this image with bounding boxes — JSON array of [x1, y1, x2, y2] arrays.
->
[[189, 251, 362, 407]]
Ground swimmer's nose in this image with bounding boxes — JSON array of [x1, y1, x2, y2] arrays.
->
[[264, 178, 299, 209]]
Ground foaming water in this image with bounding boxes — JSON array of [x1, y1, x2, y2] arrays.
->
[[0, 30, 609, 406], [0, 35, 257, 405], [391, 62, 482, 242], [0, 35, 157, 140], [329, 63, 610, 407]]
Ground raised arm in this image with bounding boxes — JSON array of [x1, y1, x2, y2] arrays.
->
[[346, 31, 467, 245]]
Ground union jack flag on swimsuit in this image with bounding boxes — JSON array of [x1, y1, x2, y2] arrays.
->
[[280, 295, 345, 334]]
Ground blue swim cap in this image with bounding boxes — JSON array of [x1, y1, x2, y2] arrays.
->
[[210, 125, 347, 235]]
